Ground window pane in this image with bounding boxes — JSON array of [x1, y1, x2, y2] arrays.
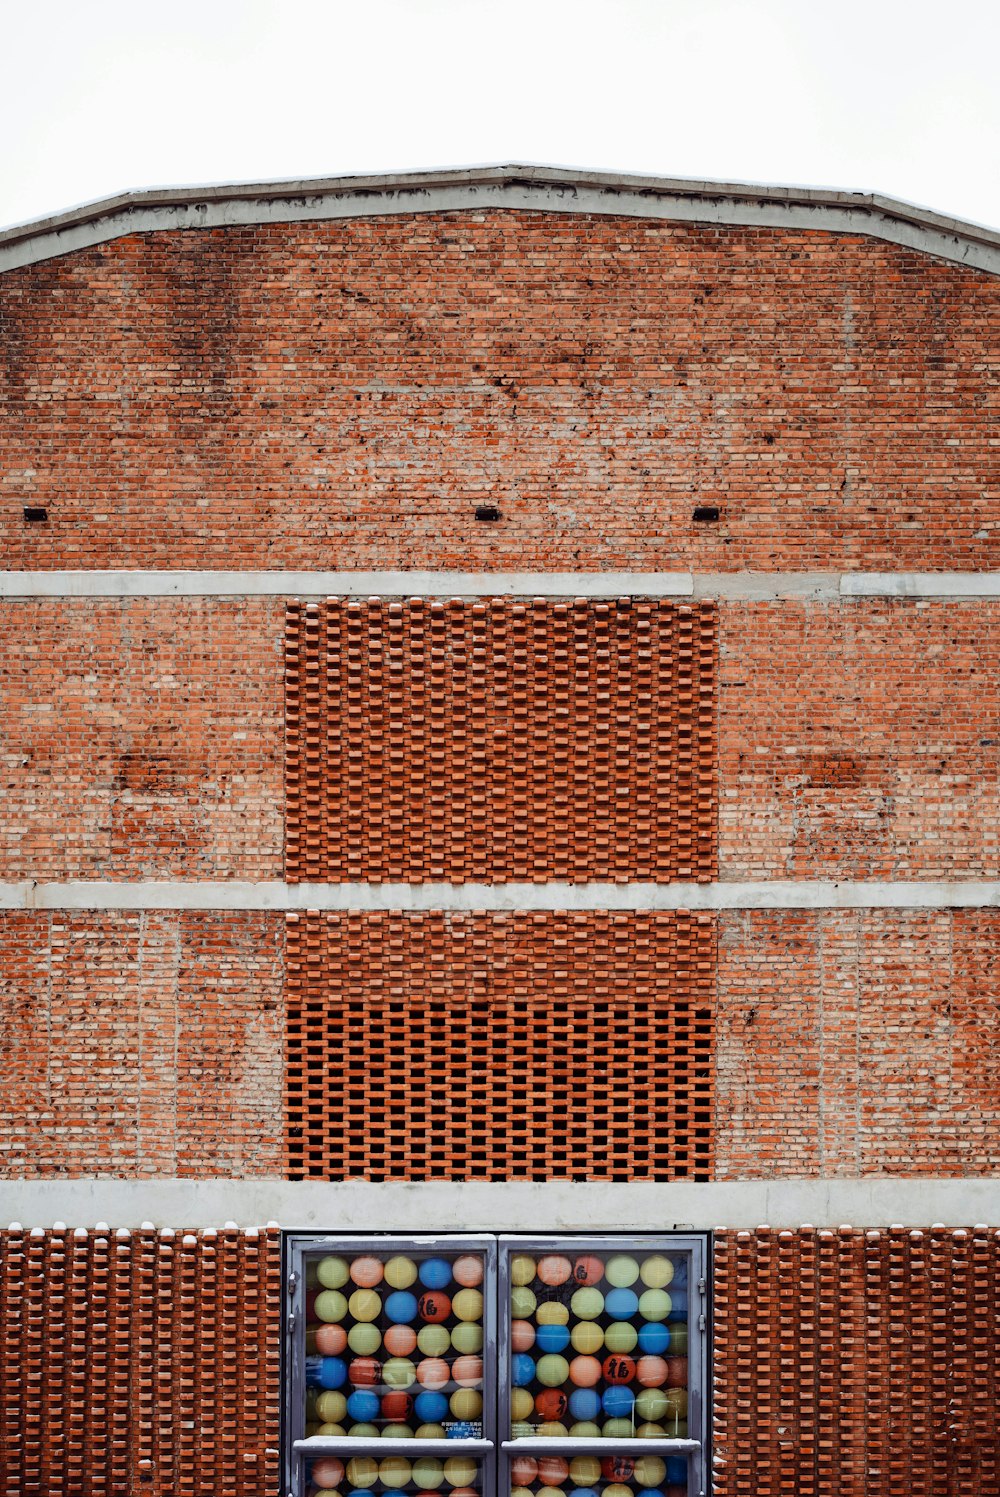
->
[[304, 1249, 488, 1439], [305, 1453, 485, 1497], [509, 1453, 690, 1497], [508, 1251, 690, 1438]]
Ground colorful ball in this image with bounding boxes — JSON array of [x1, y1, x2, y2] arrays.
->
[[444, 1457, 477, 1487], [315, 1390, 347, 1422], [419, 1258, 453, 1290], [385, 1255, 418, 1289], [603, 1418, 636, 1438], [417, 1324, 451, 1357], [635, 1387, 669, 1421], [568, 1387, 601, 1422], [414, 1389, 449, 1423], [452, 1288, 483, 1322], [605, 1288, 639, 1320], [312, 1457, 345, 1488], [451, 1321, 483, 1354], [345, 1457, 378, 1488], [571, 1256, 605, 1287], [568, 1355, 601, 1387], [510, 1286, 537, 1318], [347, 1323, 382, 1356], [605, 1255, 640, 1287], [453, 1354, 483, 1387], [412, 1457, 444, 1490], [665, 1356, 688, 1388], [570, 1321, 604, 1354], [536, 1487, 566, 1497], [538, 1456, 570, 1485], [633, 1457, 667, 1487], [603, 1385, 636, 1418], [512, 1352, 535, 1386], [510, 1387, 535, 1421], [639, 1256, 674, 1289], [314, 1290, 348, 1323], [382, 1357, 417, 1389], [453, 1255, 484, 1287], [385, 1291, 418, 1324], [569, 1287, 603, 1320], [379, 1457, 412, 1487], [602, 1457, 635, 1481], [636, 1355, 668, 1387], [537, 1255, 573, 1286], [348, 1289, 382, 1323], [510, 1255, 537, 1286], [569, 1457, 601, 1485], [349, 1356, 381, 1387], [603, 1484, 635, 1497], [315, 1324, 347, 1355], [568, 1422, 600, 1438], [536, 1301, 569, 1327], [346, 1388, 380, 1422], [638, 1289, 671, 1321], [419, 1291, 452, 1324], [511, 1319, 536, 1352], [536, 1353, 570, 1387], [535, 1388, 569, 1422], [415, 1422, 445, 1439], [450, 1388, 482, 1420], [350, 1256, 384, 1288], [511, 1457, 538, 1484], [537, 1421, 569, 1438], [317, 1357, 347, 1389], [384, 1324, 417, 1357], [637, 1322, 670, 1355], [317, 1257, 350, 1290], [536, 1323, 570, 1353], [381, 1391, 412, 1421], [604, 1322, 639, 1354], [415, 1357, 450, 1390], [603, 1354, 636, 1384]]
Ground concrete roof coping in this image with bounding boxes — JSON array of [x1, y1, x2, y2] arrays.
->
[[1, 163, 999, 275]]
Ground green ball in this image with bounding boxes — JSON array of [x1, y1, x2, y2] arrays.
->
[[603, 1418, 636, 1437], [451, 1321, 483, 1353], [348, 1322, 382, 1355], [536, 1353, 570, 1387], [417, 1324, 451, 1356], [638, 1288, 672, 1321], [349, 1423, 379, 1439], [315, 1391, 346, 1422], [317, 1255, 350, 1289], [385, 1255, 418, 1289], [569, 1287, 604, 1320], [412, 1457, 444, 1490], [603, 1321, 638, 1354], [569, 1421, 600, 1438], [382, 1357, 417, 1388], [511, 1286, 537, 1318], [415, 1424, 445, 1439], [636, 1387, 669, 1421], [639, 1255, 674, 1289], [314, 1289, 348, 1323], [382, 1425, 414, 1439], [605, 1254, 640, 1287]]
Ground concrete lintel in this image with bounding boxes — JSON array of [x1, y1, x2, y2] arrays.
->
[[842, 572, 1000, 597], [3, 880, 1000, 911], [0, 1177, 997, 1232], [2, 571, 1000, 601], [1, 166, 999, 275]]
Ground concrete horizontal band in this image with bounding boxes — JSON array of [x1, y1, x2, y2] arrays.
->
[[1, 165, 998, 275], [3, 880, 1000, 911], [2, 571, 1000, 600], [0, 1178, 997, 1232]]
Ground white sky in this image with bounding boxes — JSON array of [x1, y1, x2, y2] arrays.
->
[[3, 0, 1000, 233]]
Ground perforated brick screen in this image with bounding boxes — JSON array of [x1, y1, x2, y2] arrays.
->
[[284, 598, 717, 883], [0, 1225, 281, 1496], [284, 910, 715, 1181]]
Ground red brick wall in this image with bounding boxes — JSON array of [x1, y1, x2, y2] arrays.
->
[[712, 1225, 1000, 1496], [715, 910, 1000, 1177], [0, 600, 283, 880], [3, 214, 997, 572], [0, 912, 284, 1177], [0, 1225, 281, 1497], [285, 909, 715, 1181], [719, 601, 1000, 879]]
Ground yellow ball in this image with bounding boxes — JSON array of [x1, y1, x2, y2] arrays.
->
[[415, 1424, 445, 1439], [348, 1288, 382, 1323], [444, 1457, 477, 1487], [636, 1423, 666, 1439], [380, 1458, 413, 1487], [450, 1388, 483, 1420], [452, 1288, 483, 1322], [346, 1457, 378, 1488], [569, 1421, 600, 1438], [639, 1255, 674, 1289], [384, 1255, 418, 1289], [316, 1255, 350, 1289], [634, 1458, 666, 1487], [604, 1486, 634, 1497], [569, 1457, 601, 1483], [536, 1421, 569, 1437], [536, 1301, 569, 1326], [511, 1387, 534, 1420], [570, 1321, 604, 1354], [511, 1255, 537, 1285], [315, 1391, 347, 1422]]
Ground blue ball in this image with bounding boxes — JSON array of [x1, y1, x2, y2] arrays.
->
[[604, 1287, 639, 1320], [638, 1489, 665, 1497], [568, 1387, 601, 1421], [314, 1355, 346, 1389], [512, 1352, 536, 1386], [419, 1257, 453, 1289], [347, 1388, 380, 1422], [414, 1390, 449, 1423], [570, 1489, 600, 1497], [384, 1290, 418, 1323], [637, 1322, 670, 1354], [382, 1490, 408, 1497], [448, 1421, 478, 1438], [602, 1385, 635, 1418], [536, 1323, 570, 1353], [666, 1459, 687, 1485]]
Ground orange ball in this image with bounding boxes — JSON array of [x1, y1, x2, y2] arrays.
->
[[453, 1255, 484, 1287], [511, 1458, 538, 1484], [349, 1357, 381, 1387], [536, 1255, 573, 1287], [666, 1356, 688, 1388], [602, 1457, 635, 1482], [315, 1324, 347, 1355], [636, 1355, 667, 1387], [384, 1325, 418, 1357], [535, 1389, 568, 1422], [415, 1357, 451, 1390], [419, 1291, 452, 1324], [572, 1255, 605, 1286], [568, 1355, 602, 1387], [511, 1320, 536, 1352], [313, 1458, 345, 1488], [350, 1256, 385, 1288], [452, 1355, 483, 1387], [538, 1457, 569, 1485], [603, 1354, 636, 1385]]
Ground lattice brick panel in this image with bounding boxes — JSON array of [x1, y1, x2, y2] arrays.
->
[[0, 1225, 281, 1497], [284, 598, 717, 883], [285, 910, 715, 1181], [712, 1225, 1000, 1497]]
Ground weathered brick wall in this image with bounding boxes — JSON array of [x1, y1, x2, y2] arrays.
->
[[3, 214, 997, 571], [719, 601, 1000, 879], [0, 1225, 281, 1497], [0, 912, 284, 1178], [0, 600, 283, 880], [712, 1226, 1000, 1497], [715, 910, 1000, 1177]]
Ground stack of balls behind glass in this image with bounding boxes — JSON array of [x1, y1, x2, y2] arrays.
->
[[304, 1252, 486, 1497], [508, 1252, 688, 1446]]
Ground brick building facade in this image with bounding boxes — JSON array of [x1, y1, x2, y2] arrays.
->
[[1, 166, 998, 1495]]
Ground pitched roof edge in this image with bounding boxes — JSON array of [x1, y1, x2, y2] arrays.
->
[[1, 163, 999, 275]]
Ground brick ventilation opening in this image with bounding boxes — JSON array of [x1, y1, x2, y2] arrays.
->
[[284, 598, 717, 883], [0, 1225, 281, 1497], [285, 911, 715, 1182]]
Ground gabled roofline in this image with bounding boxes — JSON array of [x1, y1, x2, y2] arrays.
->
[[1, 163, 999, 276]]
